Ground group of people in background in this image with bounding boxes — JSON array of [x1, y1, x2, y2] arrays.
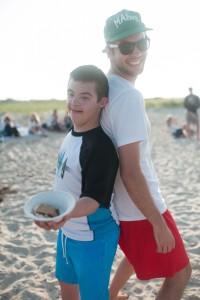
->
[[0, 109, 73, 139], [1, 90, 199, 141], [42, 109, 71, 132]]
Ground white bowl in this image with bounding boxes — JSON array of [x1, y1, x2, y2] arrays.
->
[[24, 190, 76, 222]]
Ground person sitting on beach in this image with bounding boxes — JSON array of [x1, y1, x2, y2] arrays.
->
[[166, 114, 189, 138], [184, 87, 200, 139], [1, 115, 20, 137], [29, 113, 48, 137], [46, 109, 63, 131], [63, 111, 73, 131], [29, 113, 46, 135], [34, 65, 120, 300]]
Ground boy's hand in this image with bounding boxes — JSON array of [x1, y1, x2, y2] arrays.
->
[[34, 215, 70, 231]]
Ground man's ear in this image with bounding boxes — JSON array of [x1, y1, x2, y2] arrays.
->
[[100, 97, 109, 108]]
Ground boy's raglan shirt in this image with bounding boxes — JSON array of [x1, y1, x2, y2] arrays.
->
[[55, 126, 119, 241]]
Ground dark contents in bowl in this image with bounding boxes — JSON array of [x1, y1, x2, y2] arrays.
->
[[33, 204, 60, 218]]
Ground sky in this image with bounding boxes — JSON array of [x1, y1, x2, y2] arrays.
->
[[0, 0, 200, 101]]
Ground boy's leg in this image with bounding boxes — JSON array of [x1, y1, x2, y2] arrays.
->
[[58, 280, 79, 300], [109, 256, 133, 300], [72, 225, 120, 300], [55, 230, 79, 300]]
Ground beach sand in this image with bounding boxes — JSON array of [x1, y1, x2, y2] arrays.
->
[[0, 107, 200, 300]]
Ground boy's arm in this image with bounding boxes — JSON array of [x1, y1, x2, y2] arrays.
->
[[34, 197, 99, 231], [68, 197, 99, 218], [118, 142, 175, 254]]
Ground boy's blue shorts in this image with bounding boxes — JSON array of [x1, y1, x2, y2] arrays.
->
[[55, 224, 119, 300]]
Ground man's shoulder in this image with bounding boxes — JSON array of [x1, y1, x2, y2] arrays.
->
[[184, 94, 200, 106], [108, 75, 142, 101]]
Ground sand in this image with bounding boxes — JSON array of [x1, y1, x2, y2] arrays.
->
[[0, 107, 200, 300]]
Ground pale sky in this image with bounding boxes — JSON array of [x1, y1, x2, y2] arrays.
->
[[0, 0, 199, 100]]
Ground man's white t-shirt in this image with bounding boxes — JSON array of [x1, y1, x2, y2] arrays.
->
[[101, 74, 167, 221]]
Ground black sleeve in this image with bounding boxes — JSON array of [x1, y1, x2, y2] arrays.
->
[[80, 136, 119, 208]]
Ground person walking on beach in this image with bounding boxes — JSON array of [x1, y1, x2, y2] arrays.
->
[[101, 9, 192, 300], [184, 87, 200, 139], [35, 65, 120, 300]]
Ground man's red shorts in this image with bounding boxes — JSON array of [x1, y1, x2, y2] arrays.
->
[[119, 210, 190, 280]]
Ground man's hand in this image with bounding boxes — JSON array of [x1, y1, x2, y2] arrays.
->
[[153, 221, 175, 253]]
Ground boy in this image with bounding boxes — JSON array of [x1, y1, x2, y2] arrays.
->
[[35, 65, 119, 300]]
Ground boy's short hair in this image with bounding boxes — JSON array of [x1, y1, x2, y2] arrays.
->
[[69, 65, 109, 102]]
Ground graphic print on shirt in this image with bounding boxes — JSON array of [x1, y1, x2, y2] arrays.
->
[[56, 150, 71, 179]]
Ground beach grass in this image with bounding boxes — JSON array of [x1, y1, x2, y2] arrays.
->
[[0, 98, 184, 114], [0, 99, 67, 114], [145, 97, 184, 108]]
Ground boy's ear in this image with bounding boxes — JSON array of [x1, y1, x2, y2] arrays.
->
[[100, 97, 109, 108]]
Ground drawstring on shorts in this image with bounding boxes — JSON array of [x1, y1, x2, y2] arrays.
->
[[61, 231, 68, 264]]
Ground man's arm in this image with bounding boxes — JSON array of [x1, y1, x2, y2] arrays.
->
[[118, 142, 175, 253]]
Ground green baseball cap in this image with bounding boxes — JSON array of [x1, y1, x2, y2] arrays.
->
[[104, 9, 152, 44]]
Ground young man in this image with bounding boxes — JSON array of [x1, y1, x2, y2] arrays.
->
[[35, 65, 120, 300], [101, 9, 192, 300], [184, 87, 200, 139]]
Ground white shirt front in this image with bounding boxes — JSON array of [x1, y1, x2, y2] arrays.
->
[[101, 74, 167, 221]]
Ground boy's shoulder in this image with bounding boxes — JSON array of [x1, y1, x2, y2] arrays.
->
[[86, 126, 114, 145], [84, 127, 117, 154]]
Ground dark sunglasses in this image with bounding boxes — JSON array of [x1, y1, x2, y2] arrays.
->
[[109, 36, 150, 55]]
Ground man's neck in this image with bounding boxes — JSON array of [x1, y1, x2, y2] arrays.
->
[[108, 68, 137, 84]]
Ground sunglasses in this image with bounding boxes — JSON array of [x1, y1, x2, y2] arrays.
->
[[109, 37, 150, 55]]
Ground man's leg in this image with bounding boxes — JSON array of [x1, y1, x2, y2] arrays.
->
[[156, 263, 192, 300], [73, 224, 120, 300], [116, 211, 191, 300], [109, 256, 134, 300]]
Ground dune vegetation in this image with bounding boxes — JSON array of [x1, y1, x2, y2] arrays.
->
[[0, 98, 184, 114], [0, 99, 67, 114]]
